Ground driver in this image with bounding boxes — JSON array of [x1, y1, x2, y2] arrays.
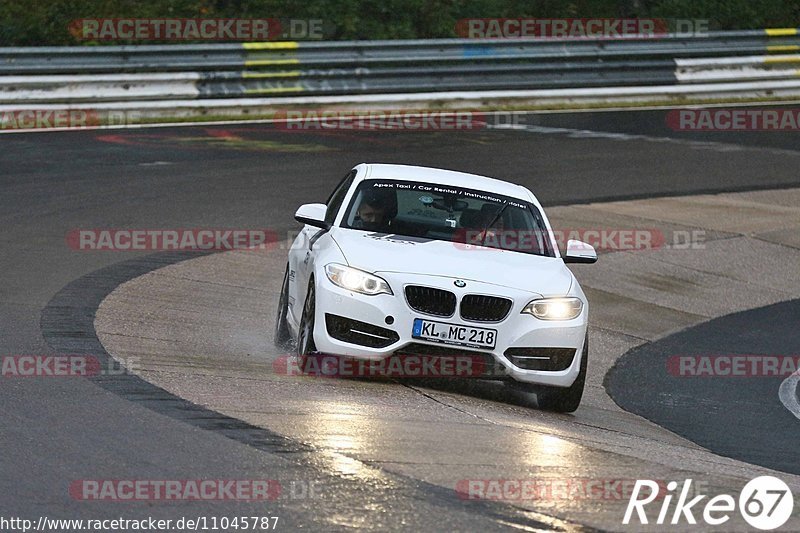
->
[[480, 210, 505, 242], [353, 189, 394, 232]]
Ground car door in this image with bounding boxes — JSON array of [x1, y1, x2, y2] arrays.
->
[[288, 169, 356, 326]]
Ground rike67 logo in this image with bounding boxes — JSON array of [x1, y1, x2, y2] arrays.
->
[[624, 476, 794, 530]]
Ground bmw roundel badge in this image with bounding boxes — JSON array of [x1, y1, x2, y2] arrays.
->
[[454, 280, 466, 288]]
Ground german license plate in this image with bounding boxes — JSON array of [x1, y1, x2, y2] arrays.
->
[[412, 318, 497, 349]]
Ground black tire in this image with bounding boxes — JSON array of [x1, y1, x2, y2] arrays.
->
[[535, 335, 588, 413], [296, 279, 317, 370], [273, 265, 292, 349]]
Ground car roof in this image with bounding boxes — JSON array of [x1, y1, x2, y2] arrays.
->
[[356, 163, 535, 203]]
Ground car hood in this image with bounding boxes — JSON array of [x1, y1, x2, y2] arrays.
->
[[330, 229, 573, 296]]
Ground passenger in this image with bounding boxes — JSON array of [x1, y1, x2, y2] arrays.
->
[[353, 189, 395, 232]]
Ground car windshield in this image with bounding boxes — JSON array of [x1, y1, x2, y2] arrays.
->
[[341, 179, 554, 257]]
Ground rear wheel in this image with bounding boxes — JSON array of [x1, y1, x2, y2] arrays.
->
[[273, 265, 292, 349], [535, 335, 588, 413], [296, 279, 317, 371]]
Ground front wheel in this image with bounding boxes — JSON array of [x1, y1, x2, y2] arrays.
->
[[535, 335, 588, 413], [273, 265, 292, 349], [296, 279, 317, 370]]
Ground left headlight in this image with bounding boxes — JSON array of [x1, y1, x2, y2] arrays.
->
[[522, 297, 583, 320], [325, 263, 393, 296]]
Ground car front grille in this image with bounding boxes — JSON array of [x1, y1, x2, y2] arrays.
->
[[503, 347, 577, 371], [325, 314, 399, 348], [404, 285, 457, 317], [460, 294, 513, 322]]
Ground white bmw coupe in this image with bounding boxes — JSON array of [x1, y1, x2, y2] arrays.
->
[[275, 163, 597, 412]]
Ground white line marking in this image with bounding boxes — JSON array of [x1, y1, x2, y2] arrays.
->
[[778, 371, 800, 420], [492, 122, 800, 157], [3, 100, 800, 135]]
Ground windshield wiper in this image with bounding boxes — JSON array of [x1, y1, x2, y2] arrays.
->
[[480, 202, 508, 247]]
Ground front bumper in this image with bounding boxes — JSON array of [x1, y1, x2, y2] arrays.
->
[[311, 272, 587, 387]]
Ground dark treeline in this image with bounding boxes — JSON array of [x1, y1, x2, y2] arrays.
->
[[1, 0, 798, 45]]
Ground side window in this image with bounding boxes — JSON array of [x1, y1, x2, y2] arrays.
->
[[324, 170, 356, 225]]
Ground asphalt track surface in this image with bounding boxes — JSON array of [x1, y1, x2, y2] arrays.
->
[[607, 298, 800, 476], [2, 108, 799, 529]]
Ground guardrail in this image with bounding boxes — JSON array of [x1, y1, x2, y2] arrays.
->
[[1, 29, 800, 111]]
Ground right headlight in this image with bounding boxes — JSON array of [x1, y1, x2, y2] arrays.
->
[[521, 297, 583, 320], [324, 263, 393, 296]]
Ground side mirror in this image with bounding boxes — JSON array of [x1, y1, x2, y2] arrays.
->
[[563, 239, 597, 264], [294, 203, 330, 229]]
